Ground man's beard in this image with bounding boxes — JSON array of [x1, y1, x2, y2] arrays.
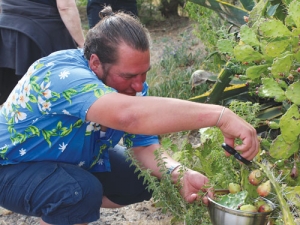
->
[[100, 63, 109, 84]]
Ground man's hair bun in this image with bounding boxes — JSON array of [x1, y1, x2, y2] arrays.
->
[[99, 6, 115, 19]]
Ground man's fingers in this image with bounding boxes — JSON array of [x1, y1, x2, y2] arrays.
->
[[202, 195, 209, 205], [186, 193, 198, 203]]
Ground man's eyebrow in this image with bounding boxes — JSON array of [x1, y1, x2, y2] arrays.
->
[[120, 66, 152, 77], [139, 66, 152, 74]]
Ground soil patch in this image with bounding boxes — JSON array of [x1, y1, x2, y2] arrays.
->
[[148, 16, 206, 65]]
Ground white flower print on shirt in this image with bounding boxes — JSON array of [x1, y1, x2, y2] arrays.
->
[[18, 91, 30, 108], [38, 96, 52, 112], [23, 79, 31, 96], [46, 62, 54, 67], [86, 122, 101, 132], [0, 144, 8, 151], [97, 159, 104, 165], [14, 80, 22, 92], [9, 92, 19, 105], [62, 109, 71, 115], [26, 64, 36, 77], [78, 161, 85, 167], [58, 142, 68, 152], [59, 70, 70, 79], [19, 148, 26, 156], [40, 81, 52, 99], [4, 100, 13, 115], [11, 111, 27, 123], [17, 74, 29, 91]]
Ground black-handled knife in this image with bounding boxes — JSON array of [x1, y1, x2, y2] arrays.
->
[[221, 143, 252, 165]]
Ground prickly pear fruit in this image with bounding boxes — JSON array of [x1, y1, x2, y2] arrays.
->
[[267, 218, 275, 225], [290, 166, 298, 179], [240, 204, 258, 212], [254, 198, 266, 209], [249, 169, 263, 186], [258, 203, 273, 213], [257, 180, 271, 197], [228, 183, 241, 194]]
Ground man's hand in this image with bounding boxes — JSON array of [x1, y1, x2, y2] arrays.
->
[[217, 108, 259, 161], [174, 168, 213, 205]]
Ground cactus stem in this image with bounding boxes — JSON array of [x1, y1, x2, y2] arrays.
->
[[255, 160, 296, 225]]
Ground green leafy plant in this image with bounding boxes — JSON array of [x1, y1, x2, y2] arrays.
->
[[127, 139, 212, 224], [185, 2, 224, 52]]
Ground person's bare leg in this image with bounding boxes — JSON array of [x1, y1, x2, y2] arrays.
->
[[101, 196, 125, 208], [40, 218, 87, 225]]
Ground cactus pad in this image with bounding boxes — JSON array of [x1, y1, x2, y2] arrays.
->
[[215, 190, 248, 210]]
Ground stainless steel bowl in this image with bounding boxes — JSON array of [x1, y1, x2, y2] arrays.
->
[[208, 197, 275, 225]]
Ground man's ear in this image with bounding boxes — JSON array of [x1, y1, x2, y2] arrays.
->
[[89, 54, 102, 72]]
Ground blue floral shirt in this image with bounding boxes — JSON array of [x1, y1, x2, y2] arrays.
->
[[0, 49, 159, 172]]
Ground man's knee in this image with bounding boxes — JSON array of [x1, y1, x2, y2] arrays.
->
[[38, 163, 103, 224], [39, 163, 103, 212], [0, 162, 103, 221]]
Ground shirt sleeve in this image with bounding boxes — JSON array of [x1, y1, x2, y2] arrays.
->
[[123, 133, 159, 148]]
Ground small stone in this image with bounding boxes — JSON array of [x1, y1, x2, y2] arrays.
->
[[0, 207, 13, 216], [0, 220, 7, 225]]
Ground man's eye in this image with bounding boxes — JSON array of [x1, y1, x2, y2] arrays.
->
[[119, 74, 131, 79], [123, 74, 137, 79]]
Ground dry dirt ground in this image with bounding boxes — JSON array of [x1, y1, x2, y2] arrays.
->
[[0, 10, 206, 225], [147, 16, 206, 65]]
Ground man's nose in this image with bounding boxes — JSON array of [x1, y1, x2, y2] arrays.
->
[[131, 75, 145, 92]]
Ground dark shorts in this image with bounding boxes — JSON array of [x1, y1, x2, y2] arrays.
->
[[0, 145, 152, 224], [87, 0, 138, 28]]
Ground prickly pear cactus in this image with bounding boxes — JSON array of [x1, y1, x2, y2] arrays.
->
[[279, 104, 300, 144], [258, 20, 292, 37], [245, 65, 269, 80], [217, 39, 234, 55], [215, 190, 248, 210], [229, 0, 300, 162], [270, 54, 293, 79], [268, 104, 300, 158], [285, 81, 300, 105], [233, 45, 263, 62], [263, 39, 290, 57], [285, 186, 300, 208], [269, 135, 299, 159], [211, 0, 300, 224], [239, 25, 260, 46], [288, 0, 300, 28], [258, 78, 286, 102]]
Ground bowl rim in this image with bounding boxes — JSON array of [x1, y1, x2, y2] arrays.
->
[[207, 196, 275, 216]]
